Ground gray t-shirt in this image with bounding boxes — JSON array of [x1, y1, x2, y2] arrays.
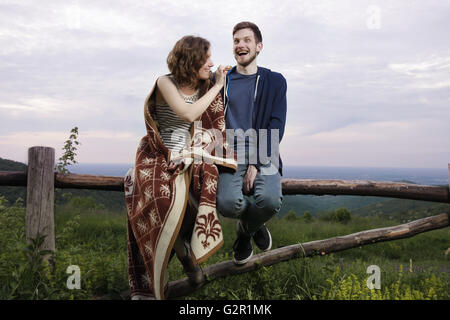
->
[[226, 72, 257, 156]]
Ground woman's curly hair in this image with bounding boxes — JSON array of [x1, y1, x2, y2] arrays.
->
[[167, 35, 211, 97]]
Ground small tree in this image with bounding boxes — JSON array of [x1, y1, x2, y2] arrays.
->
[[55, 127, 80, 206], [55, 126, 80, 174], [334, 208, 351, 223], [303, 211, 313, 223]]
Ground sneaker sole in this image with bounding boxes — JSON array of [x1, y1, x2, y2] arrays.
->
[[255, 225, 273, 252], [233, 250, 253, 265], [262, 230, 272, 252]]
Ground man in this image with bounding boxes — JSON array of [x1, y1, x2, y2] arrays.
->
[[217, 21, 287, 265]]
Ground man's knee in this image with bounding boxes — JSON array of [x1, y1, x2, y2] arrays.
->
[[216, 193, 247, 218], [255, 192, 282, 215]]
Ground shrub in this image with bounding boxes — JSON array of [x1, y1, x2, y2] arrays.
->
[[284, 210, 298, 221], [334, 208, 351, 223], [303, 211, 313, 223], [318, 208, 351, 223]]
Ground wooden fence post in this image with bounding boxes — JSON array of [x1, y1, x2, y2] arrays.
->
[[26, 146, 55, 258]]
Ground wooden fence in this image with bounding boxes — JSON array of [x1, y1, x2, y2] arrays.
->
[[1, 146, 449, 298]]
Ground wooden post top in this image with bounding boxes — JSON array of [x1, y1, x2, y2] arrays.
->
[[28, 146, 55, 164], [28, 146, 55, 151]]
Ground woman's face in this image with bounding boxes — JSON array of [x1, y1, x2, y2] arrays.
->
[[198, 49, 214, 81]]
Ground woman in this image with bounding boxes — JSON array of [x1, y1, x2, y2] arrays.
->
[[124, 36, 236, 300]]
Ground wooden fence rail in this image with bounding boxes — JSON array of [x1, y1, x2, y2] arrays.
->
[[2, 172, 450, 203], [167, 212, 450, 298], [1, 146, 449, 298]]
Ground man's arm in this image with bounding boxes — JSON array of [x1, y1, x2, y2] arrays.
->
[[258, 74, 287, 168], [245, 74, 287, 191]]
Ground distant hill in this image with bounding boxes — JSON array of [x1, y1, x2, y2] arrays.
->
[[279, 193, 450, 222], [279, 194, 390, 217], [0, 158, 27, 205], [0, 157, 126, 211], [352, 197, 450, 222], [0, 157, 27, 171]]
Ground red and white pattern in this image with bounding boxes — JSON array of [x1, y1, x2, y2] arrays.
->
[[125, 81, 236, 300]]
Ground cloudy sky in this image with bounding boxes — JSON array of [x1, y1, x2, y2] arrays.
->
[[1, 0, 449, 169]]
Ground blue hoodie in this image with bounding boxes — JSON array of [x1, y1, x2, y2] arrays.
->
[[222, 66, 287, 175]]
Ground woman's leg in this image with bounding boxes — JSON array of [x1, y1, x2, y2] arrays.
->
[[173, 203, 203, 285]]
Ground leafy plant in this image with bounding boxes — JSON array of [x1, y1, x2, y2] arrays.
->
[[54, 126, 80, 206], [55, 126, 80, 174], [317, 263, 449, 300]]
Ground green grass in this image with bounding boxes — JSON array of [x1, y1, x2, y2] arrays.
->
[[182, 216, 449, 300], [0, 196, 448, 300]]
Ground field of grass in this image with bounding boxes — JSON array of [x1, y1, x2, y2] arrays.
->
[[0, 195, 448, 300]]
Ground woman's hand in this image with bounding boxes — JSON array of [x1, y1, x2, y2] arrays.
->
[[214, 65, 228, 87], [168, 159, 185, 172], [168, 161, 177, 171]]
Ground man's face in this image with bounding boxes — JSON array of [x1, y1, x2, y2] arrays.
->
[[233, 28, 262, 67]]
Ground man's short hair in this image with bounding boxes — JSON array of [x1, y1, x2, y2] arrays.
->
[[232, 21, 262, 44]]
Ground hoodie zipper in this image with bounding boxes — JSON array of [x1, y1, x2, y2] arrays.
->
[[254, 75, 260, 103], [224, 74, 229, 116]]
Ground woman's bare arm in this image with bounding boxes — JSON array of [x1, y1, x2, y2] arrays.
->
[[156, 66, 226, 123]]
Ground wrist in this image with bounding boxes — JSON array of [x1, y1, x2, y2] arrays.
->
[[213, 80, 224, 89]]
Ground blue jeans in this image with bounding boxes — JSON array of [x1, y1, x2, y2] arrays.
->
[[216, 163, 283, 235]]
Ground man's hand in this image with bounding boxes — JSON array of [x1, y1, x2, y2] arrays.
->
[[243, 165, 257, 195]]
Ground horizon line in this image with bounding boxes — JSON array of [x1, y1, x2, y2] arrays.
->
[[2, 157, 447, 171]]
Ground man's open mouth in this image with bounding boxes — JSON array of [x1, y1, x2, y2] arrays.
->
[[237, 51, 248, 56]]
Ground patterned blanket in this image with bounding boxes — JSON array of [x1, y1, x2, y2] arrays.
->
[[124, 80, 236, 300]]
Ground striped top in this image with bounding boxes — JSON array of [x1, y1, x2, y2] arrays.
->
[[154, 88, 199, 153]]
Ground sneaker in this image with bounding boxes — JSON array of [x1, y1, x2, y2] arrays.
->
[[232, 221, 253, 265], [253, 224, 272, 252]]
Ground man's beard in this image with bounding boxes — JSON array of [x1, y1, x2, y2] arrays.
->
[[236, 51, 257, 67]]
